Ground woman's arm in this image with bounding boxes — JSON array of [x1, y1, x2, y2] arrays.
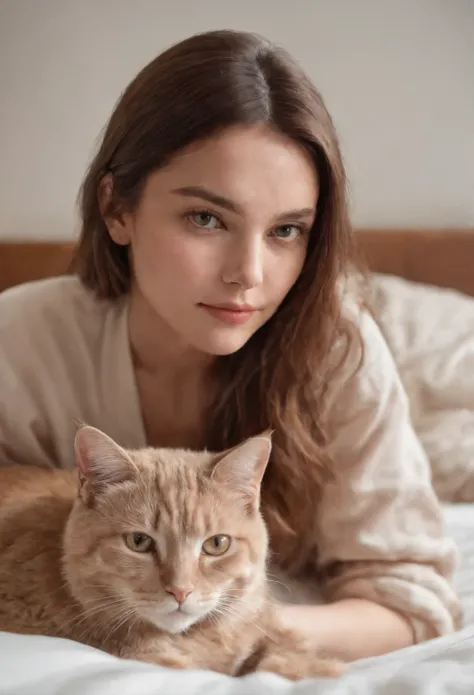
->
[[278, 599, 414, 660], [283, 308, 461, 659]]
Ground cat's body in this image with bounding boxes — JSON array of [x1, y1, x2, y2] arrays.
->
[[0, 429, 342, 680]]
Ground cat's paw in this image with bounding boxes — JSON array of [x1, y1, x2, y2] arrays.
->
[[125, 649, 187, 671], [256, 651, 344, 681]]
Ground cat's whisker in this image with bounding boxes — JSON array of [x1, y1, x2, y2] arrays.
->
[[78, 594, 129, 606], [52, 595, 127, 625], [211, 606, 263, 637], [211, 603, 246, 625], [41, 579, 70, 597], [84, 596, 131, 610], [99, 607, 138, 649], [265, 575, 291, 594], [69, 603, 131, 633], [58, 611, 99, 638], [75, 604, 136, 646], [219, 592, 258, 608], [49, 592, 123, 623], [58, 596, 132, 637], [213, 602, 270, 639], [125, 613, 142, 641]]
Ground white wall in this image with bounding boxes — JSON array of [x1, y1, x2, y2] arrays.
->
[[0, 0, 473, 240]]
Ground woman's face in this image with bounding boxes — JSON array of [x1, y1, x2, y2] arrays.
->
[[108, 124, 319, 357]]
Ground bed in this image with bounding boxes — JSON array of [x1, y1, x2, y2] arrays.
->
[[1, 228, 474, 694]]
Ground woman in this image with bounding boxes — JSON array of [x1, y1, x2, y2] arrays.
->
[[0, 29, 461, 660]]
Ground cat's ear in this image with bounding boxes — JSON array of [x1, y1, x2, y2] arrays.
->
[[211, 433, 272, 512], [74, 426, 137, 500]]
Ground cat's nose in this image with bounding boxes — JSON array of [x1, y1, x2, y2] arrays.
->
[[166, 586, 194, 605]]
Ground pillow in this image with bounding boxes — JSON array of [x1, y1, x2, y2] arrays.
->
[[370, 274, 474, 502]]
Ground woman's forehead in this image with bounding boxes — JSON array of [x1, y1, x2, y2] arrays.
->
[[145, 124, 319, 217]]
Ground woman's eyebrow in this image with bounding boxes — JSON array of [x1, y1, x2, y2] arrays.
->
[[171, 186, 242, 214], [171, 185, 316, 221]]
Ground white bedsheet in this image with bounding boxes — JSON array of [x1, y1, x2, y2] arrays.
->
[[1, 503, 473, 695], [1, 626, 474, 695]]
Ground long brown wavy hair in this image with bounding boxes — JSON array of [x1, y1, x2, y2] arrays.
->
[[73, 30, 364, 572]]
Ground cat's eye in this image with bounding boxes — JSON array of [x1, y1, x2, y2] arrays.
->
[[124, 532, 154, 553], [202, 534, 231, 556]]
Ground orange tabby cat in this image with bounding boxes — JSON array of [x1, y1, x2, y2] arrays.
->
[[0, 426, 342, 680]]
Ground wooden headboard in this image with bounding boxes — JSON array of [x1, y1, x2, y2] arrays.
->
[[1, 228, 474, 296], [356, 227, 474, 296]]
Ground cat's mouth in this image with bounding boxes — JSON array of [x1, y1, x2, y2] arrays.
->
[[169, 604, 191, 616], [138, 601, 211, 634]]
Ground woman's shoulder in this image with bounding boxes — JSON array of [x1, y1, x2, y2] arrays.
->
[[1, 275, 103, 326], [0, 275, 120, 342], [324, 291, 404, 422], [0, 277, 133, 469], [0, 275, 125, 371], [0, 277, 118, 468]]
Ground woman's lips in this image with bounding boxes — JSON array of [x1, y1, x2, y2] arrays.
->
[[199, 303, 256, 325]]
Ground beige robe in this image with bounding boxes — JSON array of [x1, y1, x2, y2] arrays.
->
[[0, 276, 462, 642]]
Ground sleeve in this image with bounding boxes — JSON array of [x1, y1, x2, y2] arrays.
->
[[316, 307, 462, 643]]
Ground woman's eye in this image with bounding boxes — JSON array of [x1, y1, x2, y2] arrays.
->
[[188, 211, 221, 229], [271, 224, 302, 241], [124, 532, 154, 553]]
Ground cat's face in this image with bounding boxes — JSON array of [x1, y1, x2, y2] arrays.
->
[[63, 428, 271, 635]]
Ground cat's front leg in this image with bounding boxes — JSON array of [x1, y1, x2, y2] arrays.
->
[[255, 647, 343, 681], [118, 639, 192, 671], [241, 605, 346, 681], [139, 654, 189, 671], [250, 621, 344, 681], [121, 640, 236, 675], [122, 646, 190, 671]]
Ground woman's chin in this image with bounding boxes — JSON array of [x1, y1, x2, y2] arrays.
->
[[201, 337, 251, 356], [196, 326, 258, 356]]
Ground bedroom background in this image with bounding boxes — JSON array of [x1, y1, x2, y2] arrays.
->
[[1, 0, 473, 294], [1, 0, 473, 239]]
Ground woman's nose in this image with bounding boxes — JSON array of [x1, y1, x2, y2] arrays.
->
[[221, 236, 263, 290]]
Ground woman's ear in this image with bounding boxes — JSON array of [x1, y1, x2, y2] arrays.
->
[[98, 173, 131, 246]]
